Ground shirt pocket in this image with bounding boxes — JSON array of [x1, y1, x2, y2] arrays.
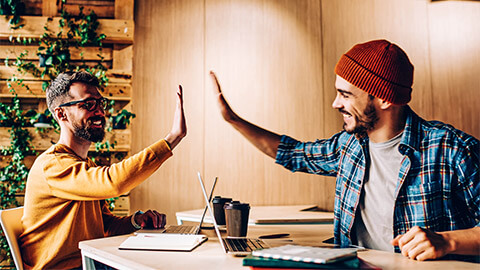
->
[[404, 181, 444, 229]]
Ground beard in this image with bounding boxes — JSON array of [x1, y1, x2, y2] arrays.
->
[[341, 100, 378, 136], [72, 116, 106, 142]]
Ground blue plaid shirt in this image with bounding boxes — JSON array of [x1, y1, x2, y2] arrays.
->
[[276, 107, 479, 253]]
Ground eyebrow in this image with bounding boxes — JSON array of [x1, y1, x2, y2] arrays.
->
[[337, 89, 355, 96]]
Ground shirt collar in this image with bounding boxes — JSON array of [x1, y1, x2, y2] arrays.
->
[[399, 106, 422, 154]]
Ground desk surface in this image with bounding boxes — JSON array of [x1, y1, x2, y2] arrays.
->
[[79, 224, 479, 270], [176, 205, 334, 225]]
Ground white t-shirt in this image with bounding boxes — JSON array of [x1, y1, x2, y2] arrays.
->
[[354, 131, 403, 251]]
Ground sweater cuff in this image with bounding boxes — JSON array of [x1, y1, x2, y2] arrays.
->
[[148, 140, 173, 162]]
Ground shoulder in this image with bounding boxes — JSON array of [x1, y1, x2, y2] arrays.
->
[[419, 118, 478, 149]]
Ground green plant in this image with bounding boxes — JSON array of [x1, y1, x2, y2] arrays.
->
[[0, 0, 25, 29], [0, 6, 135, 266], [113, 109, 136, 129], [0, 96, 36, 266]]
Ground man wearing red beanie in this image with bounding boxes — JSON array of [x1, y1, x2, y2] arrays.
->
[[210, 39, 479, 261]]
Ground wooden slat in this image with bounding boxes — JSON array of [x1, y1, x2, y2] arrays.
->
[[0, 127, 130, 152], [0, 16, 134, 44], [0, 45, 113, 61], [63, 4, 115, 18], [0, 66, 131, 82], [112, 44, 132, 73], [42, 0, 58, 16], [0, 80, 131, 100], [115, 0, 134, 20]]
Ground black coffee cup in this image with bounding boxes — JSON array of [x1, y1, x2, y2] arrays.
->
[[212, 196, 232, 225], [224, 201, 250, 237]]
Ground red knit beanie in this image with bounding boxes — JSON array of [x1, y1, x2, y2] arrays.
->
[[335, 40, 414, 105]]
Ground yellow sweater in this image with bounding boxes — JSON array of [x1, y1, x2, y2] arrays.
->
[[19, 140, 172, 269]]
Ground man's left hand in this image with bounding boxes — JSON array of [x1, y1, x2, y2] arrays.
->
[[391, 226, 452, 261], [135, 210, 167, 229]]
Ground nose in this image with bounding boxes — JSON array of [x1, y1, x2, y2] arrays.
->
[[94, 106, 105, 117], [332, 93, 342, 109]]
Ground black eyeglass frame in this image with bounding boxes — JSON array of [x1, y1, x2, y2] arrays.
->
[[58, 97, 108, 111]]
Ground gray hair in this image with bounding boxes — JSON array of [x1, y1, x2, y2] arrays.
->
[[46, 71, 100, 118]]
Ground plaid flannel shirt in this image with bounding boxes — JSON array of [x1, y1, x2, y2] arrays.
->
[[276, 106, 479, 253]]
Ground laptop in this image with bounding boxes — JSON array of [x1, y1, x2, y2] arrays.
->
[[197, 172, 269, 256], [136, 176, 217, 236]]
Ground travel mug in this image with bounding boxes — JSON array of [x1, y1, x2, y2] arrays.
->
[[212, 196, 232, 225], [224, 201, 250, 237]]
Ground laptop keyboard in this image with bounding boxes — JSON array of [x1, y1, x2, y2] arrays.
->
[[164, 225, 197, 234], [223, 238, 268, 252]]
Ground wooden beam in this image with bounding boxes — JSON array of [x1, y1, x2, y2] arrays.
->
[[115, 0, 134, 20], [0, 66, 131, 83], [0, 16, 134, 44], [0, 127, 131, 152], [0, 45, 113, 61], [0, 80, 131, 100], [42, 0, 58, 17], [112, 44, 132, 72]]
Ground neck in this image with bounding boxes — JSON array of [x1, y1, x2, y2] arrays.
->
[[367, 106, 406, 143], [57, 131, 91, 159]]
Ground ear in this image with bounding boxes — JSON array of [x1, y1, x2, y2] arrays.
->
[[54, 107, 68, 121], [378, 99, 393, 110]]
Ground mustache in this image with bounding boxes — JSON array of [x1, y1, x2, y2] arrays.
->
[[338, 109, 351, 116], [87, 116, 106, 125]]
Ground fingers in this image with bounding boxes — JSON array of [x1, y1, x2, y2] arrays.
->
[[209, 70, 222, 94], [393, 226, 448, 261], [177, 85, 184, 106], [140, 210, 167, 229]]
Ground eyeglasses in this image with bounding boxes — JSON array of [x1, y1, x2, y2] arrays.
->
[[58, 97, 108, 112]]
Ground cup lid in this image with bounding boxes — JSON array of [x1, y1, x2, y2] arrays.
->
[[224, 201, 250, 210]]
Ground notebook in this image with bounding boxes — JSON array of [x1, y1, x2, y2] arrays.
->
[[119, 233, 207, 252], [135, 176, 218, 236], [251, 244, 358, 264], [197, 172, 269, 256]]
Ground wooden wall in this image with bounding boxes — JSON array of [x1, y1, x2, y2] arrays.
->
[[131, 0, 480, 224]]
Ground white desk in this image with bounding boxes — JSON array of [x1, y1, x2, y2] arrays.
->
[[79, 224, 479, 270], [175, 204, 333, 225]]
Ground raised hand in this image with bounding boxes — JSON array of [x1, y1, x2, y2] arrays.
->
[[165, 85, 187, 150], [209, 71, 239, 123]]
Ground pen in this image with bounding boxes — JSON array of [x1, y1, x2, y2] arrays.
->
[[258, 233, 290, 239]]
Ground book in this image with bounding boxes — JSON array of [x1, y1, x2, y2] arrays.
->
[[118, 234, 207, 252], [243, 255, 360, 269], [251, 245, 358, 264]]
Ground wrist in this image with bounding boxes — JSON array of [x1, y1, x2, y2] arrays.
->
[[131, 210, 144, 230], [439, 231, 457, 254]]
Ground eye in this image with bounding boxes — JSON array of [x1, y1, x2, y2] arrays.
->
[[82, 100, 96, 111]]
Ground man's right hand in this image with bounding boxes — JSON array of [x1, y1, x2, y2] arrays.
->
[[210, 71, 239, 123], [208, 70, 281, 159]]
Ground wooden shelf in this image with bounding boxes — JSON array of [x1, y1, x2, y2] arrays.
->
[[0, 16, 134, 44], [0, 127, 131, 152]]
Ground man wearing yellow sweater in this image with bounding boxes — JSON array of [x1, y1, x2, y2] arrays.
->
[[19, 71, 187, 269]]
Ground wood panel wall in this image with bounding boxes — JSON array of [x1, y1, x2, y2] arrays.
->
[[131, 0, 480, 224]]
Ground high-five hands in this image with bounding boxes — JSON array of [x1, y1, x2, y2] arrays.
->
[[165, 85, 187, 150], [209, 71, 239, 123]]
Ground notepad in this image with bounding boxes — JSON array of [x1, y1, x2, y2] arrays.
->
[[119, 234, 208, 252]]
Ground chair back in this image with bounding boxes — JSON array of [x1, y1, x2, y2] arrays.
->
[[0, 207, 24, 270]]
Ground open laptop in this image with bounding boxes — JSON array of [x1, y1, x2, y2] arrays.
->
[[197, 172, 269, 256], [136, 176, 217, 235]]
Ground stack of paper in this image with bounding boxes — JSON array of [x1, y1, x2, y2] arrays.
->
[[119, 234, 207, 252]]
